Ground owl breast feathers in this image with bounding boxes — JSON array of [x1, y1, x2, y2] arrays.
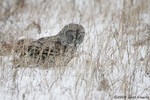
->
[[0, 23, 85, 68]]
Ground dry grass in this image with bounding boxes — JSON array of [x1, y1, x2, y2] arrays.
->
[[0, 0, 150, 100]]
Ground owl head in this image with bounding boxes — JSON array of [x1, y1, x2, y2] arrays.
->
[[58, 23, 85, 48]]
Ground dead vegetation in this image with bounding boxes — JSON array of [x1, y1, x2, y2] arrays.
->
[[0, 0, 150, 100]]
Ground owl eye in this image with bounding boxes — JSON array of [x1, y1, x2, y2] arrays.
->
[[66, 30, 75, 44], [76, 33, 84, 44], [77, 35, 83, 44]]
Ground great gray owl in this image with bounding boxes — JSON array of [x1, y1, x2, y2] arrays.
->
[[0, 23, 85, 69]]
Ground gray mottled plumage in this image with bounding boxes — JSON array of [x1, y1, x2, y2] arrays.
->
[[12, 23, 85, 68]]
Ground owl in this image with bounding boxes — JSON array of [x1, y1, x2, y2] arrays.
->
[[0, 23, 85, 69]]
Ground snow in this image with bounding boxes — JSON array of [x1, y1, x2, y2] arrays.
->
[[0, 0, 150, 100]]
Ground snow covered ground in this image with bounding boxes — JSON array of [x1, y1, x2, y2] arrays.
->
[[0, 0, 150, 100]]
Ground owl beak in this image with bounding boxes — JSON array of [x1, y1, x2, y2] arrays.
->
[[74, 39, 81, 47], [75, 43, 80, 47]]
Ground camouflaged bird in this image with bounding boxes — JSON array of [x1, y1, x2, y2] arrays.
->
[[0, 23, 85, 69]]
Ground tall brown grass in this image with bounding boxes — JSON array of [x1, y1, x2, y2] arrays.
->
[[0, 0, 150, 100]]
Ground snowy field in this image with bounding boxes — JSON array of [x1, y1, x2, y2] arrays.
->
[[0, 0, 150, 100]]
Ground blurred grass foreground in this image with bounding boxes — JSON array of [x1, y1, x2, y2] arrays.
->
[[0, 0, 150, 100]]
